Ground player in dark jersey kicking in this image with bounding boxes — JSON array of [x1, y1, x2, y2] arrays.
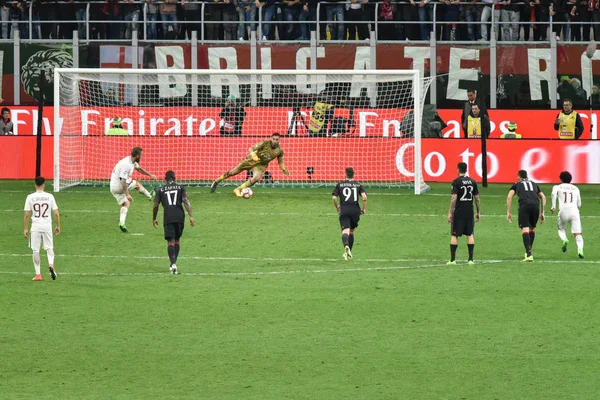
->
[[153, 170, 195, 274], [447, 162, 480, 265], [332, 167, 367, 261], [506, 170, 546, 262]]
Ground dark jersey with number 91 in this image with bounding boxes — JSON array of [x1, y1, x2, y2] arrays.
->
[[333, 180, 365, 211], [156, 184, 187, 224], [451, 176, 479, 219]]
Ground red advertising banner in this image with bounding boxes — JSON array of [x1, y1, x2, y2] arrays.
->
[[3, 136, 600, 185], [7, 106, 600, 140]]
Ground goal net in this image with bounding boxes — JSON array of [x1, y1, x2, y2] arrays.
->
[[53, 69, 433, 193]]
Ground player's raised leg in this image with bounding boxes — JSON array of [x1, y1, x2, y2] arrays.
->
[[234, 167, 264, 197], [133, 181, 154, 201], [211, 165, 245, 193]]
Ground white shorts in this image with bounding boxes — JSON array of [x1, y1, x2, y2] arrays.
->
[[558, 208, 582, 234], [110, 180, 137, 205], [29, 231, 53, 251]]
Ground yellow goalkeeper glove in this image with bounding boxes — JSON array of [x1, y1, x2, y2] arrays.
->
[[250, 152, 260, 162], [282, 169, 290, 176]]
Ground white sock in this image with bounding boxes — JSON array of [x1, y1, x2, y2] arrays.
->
[[576, 235, 584, 252], [120, 206, 128, 225], [47, 248, 55, 266], [138, 186, 151, 199], [33, 251, 41, 275], [558, 229, 567, 242]]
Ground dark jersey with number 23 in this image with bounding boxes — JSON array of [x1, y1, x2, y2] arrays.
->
[[333, 180, 365, 212], [451, 176, 479, 219], [156, 184, 187, 224]]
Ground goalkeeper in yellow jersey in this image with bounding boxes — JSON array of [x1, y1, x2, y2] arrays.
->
[[210, 133, 290, 197]]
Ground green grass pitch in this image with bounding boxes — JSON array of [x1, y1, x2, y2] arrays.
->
[[1, 180, 599, 399]]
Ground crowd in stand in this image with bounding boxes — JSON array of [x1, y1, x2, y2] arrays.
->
[[0, 0, 598, 41]]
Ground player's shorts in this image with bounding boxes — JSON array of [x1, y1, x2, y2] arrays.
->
[[451, 218, 474, 237], [110, 180, 137, 205], [237, 159, 267, 175], [339, 209, 361, 230], [558, 208, 582, 233], [29, 231, 53, 251], [518, 203, 540, 228], [164, 222, 185, 240]]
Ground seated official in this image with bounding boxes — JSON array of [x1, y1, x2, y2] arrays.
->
[[462, 104, 490, 139], [500, 121, 522, 139], [554, 98, 584, 139], [106, 117, 129, 136]]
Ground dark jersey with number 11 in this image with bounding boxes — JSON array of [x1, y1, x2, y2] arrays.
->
[[451, 176, 479, 219], [333, 180, 365, 211], [156, 184, 187, 224]]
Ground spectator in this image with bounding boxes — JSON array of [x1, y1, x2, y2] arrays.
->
[[592, 85, 600, 108], [438, 0, 460, 40], [182, 0, 201, 39], [223, 0, 238, 40], [256, 0, 277, 40], [378, 0, 396, 40], [282, 0, 302, 40], [532, 0, 549, 40], [204, 0, 223, 40], [520, 0, 533, 40], [298, 0, 317, 40], [40, 0, 59, 38], [75, 0, 86, 39], [160, 0, 178, 39], [323, 0, 344, 40], [481, 0, 500, 41], [463, 103, 490, 138], [463, 0, 482, 40], [236, 0, 256, 40], [1, 0, 13, 39], [554, 98, 584, 139], [106, 117, 129, 136], [501, 0, 520, 41], [0, 107, 13, 135], [412, 0, 432, 40], [146, 0, 159, 39], [549, 0, 566, 39], [220, 95, 246, 136], [397, 1, 419, 40], [346, 0, 368, 40], [58, 0, 76, 39], [124, 0, 141, 39], [569, 1, 581, 41], [103, 0, 122, 39]]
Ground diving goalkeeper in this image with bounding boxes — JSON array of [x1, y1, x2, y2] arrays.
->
[[210, 133, 290, 197]]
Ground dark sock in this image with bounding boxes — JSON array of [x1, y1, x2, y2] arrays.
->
[[467, 244, 474, 261], [522, 233, 531, 255], [450, 244, 458, 261], [529, 231, 536, 247], [348, 234, 355, 250], [174, 243, 180, 263], [342, 233, 349, 247], [168, 245, 176, 264]]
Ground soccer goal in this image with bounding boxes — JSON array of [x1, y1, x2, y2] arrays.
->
[[53, 68, 433, 193]]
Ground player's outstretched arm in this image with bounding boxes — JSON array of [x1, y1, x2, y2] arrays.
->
[[475, 194, 481, 222], [54, 209, 61, 235], [134, 165, 158, 181], [183, 196, 195, 227], [23, 210, 30, 238], [448, 194, 457, 223], [361, 192, 367, 215], [278, 156, 289, 176], [506, 190, 515, 223]]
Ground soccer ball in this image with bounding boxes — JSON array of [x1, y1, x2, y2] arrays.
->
[[241, 188, 253, 199]]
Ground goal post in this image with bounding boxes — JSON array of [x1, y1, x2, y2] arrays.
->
[[53, 68, 433, 193]]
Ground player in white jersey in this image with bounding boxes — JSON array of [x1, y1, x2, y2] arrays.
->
[[110, 147, 157, 232], [24, 177, 60, 281], [550, 171, 584, 258]]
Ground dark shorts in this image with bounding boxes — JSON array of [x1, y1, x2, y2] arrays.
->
[[164, 222, 185, 240], [518, 203, 540, 228], [451, 217, 474, 237], [339, 209, 361, 230]]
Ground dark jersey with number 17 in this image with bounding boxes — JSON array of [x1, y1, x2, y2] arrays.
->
[[333, 180, 365, 211], [451, 176, 479, 219], [510, 179, 542, 206], [156, 184, 187, 224]]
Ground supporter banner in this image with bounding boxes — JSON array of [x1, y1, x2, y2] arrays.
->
[[7, 106, 600, 140], [3, 136, 600, 184]]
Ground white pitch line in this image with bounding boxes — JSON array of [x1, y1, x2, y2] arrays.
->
[[1, 253, 598, 264]]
